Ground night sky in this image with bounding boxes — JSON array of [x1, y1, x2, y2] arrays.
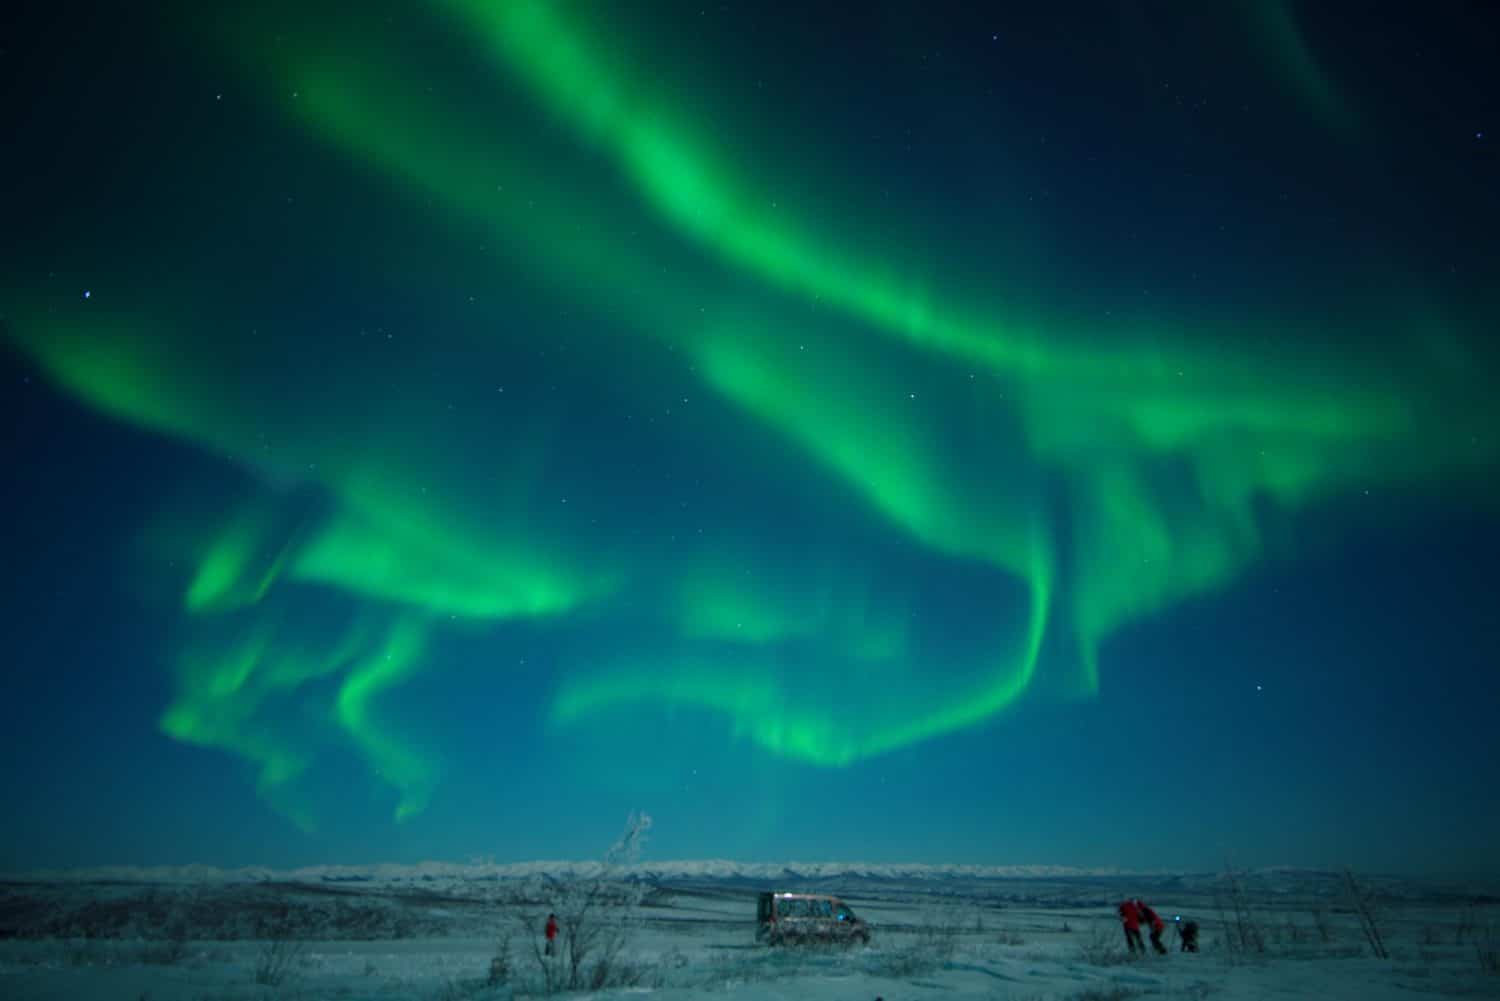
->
[[2, 1, 1497, 877]]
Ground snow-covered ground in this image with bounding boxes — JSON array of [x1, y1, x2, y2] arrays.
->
[[1, 863, 1495, 999]]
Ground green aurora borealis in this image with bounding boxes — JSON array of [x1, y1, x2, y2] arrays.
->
[[3, 0, 1497, 867]]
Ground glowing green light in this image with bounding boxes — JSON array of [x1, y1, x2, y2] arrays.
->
[[1, 0, 1493, 824], [335, 616, 434, 822]]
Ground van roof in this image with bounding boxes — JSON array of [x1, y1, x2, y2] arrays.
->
[[772, 892, 840, 900]]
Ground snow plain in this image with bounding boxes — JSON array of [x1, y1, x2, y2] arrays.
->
[[1, 862, 1495, 1000]]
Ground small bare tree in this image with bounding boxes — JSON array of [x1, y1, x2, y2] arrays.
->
[[1216, 865, 1263, 956], [1456, 901, 1479, 946], [517, 908, 563, 995], [1343, 869, 1387, 960], [253, 928, 303, 987], [488, 929, 511, 987], [519, 811, 653, 994], [1476, 922, 1498, 975], [1079, 919, 1131, 966], [1310, 907, 1333, 944]]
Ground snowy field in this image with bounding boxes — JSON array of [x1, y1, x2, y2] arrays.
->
[[1, 863, 1496, 1000]]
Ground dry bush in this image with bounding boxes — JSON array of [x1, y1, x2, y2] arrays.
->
[[138, 914, 190, 965], [871, 908, 961, 978], [63, 939, 111, 967], [1070, 986, 1144, 1001], [1343, 869, 1388, 960], [1477, 923, 1499, 975], [517, 811, 653, 996], [1078, 919, 1132, 966], [252, 922, 303, 987], [487, 929, 511, 986], [1456, 902, 1479, 946], [1216, 866, 1264, 956], [1310, 908, 1333, 944], [435, 977, 502, 1000], [516, 909, 562, 995]]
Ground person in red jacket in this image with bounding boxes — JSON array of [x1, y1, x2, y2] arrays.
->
[[1138, 901, 1168, 955], [1118, 899, 1145, 954], [544, 912, 559, 957]]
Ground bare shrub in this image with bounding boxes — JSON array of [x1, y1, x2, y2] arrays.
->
[[1079, 919, 1131, 966], [871, 939, 940, 978], [1178, 985, 1220, 1000], [1310, 908, 1333, 944], [518, 810, 653, 995], [1070, 986, 1144, 1001], [488, 929, 511, 986], [1216, 866, 1263, 956], [1477, 923, 1499, 975], [871, 908, 961, 978], [253, 923, 303, 987], [1343, 869, 1388, 960], [63, 939, 110, 967], [1456, 902, 1479, 946], [139, 914, 190, 965], [517, 908, 562, 995], [435, 977, 496, 1000], [918, 908, 962, 958]]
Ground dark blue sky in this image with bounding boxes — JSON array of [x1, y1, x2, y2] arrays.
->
[[2, 0, 1496, 875]]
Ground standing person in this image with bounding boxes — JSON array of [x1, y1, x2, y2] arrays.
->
[[544, 912, 559, 957], [1118, 899, 1145, 955], [1138, 901, 1168, 955]]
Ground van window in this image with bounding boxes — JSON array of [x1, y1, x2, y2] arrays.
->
[[837, 905, 853, 921], [818, 899, 833, 917]]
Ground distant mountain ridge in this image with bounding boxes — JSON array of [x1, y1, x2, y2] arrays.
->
[[4, 859, 1261, 885]]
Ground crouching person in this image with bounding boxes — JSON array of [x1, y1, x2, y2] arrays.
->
[[1175, 916, 1199, 953]]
